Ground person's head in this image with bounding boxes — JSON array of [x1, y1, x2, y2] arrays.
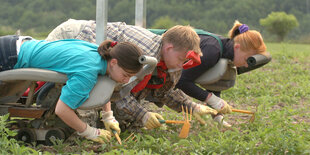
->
[[98, 40, 143, 83], [161, 25, 202, 70], [228, 20, 267, 67]]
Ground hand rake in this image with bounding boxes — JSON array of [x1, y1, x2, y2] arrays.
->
[[232, 108, 255, 122], [123, 133, 138, 143], [159, 105, 192, 138], [112, 130, 122, 145]]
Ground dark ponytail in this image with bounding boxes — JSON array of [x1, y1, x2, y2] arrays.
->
[[97, 40, 114, 60], [97, 40, 143, 74]]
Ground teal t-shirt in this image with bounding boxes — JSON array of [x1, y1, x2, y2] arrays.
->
[[14, 39, 107, 109]]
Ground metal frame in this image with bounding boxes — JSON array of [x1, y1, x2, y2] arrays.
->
[[135, 0, 147, 28], [95, 0, 147, 45], [96, 0, 108, 44]]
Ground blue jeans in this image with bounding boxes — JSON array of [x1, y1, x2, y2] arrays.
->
[[0, 35, 19, 71]]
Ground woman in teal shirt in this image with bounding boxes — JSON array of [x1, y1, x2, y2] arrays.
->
[[0, 35, 143, 143]]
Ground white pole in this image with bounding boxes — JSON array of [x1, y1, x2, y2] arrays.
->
[[135, 0, 146, 28], [96, 0, 108, 45], [307, 0, 309, 14]]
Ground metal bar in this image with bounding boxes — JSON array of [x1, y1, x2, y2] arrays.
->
[[185, 106, 188, 122], [25, 82, 36, 107], [96, 0, 108, 45], [181, 105, 186, 121], [124, 133, 135, 142], [190, 107, 192, 121], [8, 107, 47, 118], [135, 0, 146, 28]]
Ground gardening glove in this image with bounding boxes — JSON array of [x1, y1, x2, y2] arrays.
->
[[213, 114, 232, 128], [206, 93, 232, 114], [142, 112, 164, 129], [193, 103, 218, 125], [77, 123, 111, 144], [101, 111, 121, 135]]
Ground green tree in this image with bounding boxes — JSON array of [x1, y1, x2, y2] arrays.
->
[[151, 16, 177, 29], [260, 12, 299, 41]]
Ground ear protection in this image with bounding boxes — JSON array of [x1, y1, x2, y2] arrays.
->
[[183, 51, 201, 69]]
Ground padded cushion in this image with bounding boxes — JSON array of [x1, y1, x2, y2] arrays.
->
[[79, 76, 116, 109], [0, 68, 67, 83], [0, 68, 115, 109], [195, 59, 228, 85]]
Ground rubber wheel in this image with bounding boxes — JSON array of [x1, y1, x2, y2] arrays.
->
[[16, 128, 37, 144], [59, 127, 73, 140], [45, 128, 65, 146], [36, 82, 57, 108]]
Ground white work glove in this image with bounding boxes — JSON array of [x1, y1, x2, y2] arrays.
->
[[193, 103, 218, 125], [142, 112, 164, 129], [206, 93, 232, 114], [213, 114, 232, 128], [101, 111, 121, 135], [77, 123, 111, 144]]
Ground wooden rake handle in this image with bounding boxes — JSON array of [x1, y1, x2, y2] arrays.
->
[[232, 109, 254, 114], [112, 130, 122, 145], [159, 120, 185, 124]]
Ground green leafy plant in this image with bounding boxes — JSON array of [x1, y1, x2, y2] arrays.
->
[[260, 12, 299, 41], [0, 114, 38, 154], [49, 138, 70, 154]]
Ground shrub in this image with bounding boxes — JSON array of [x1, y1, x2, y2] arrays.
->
[[260, 12, 299, 42]]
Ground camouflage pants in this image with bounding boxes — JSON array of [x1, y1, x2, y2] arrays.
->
[[112, 99, 161, 131]]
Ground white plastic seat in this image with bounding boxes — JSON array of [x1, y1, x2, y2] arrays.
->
[[0, 68, 115, 109], [0, 55, 158, 110], [0, 68, 68, 83], [195, 58, 237, 91], [195, 58, 229, 85]]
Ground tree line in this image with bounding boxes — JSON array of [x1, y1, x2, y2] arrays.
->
[[0, 0, 309, 42]]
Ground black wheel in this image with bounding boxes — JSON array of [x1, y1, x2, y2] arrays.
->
[[36, 82, 60, 108], [16, 128, 37, 144], [59, 127, 73, 140], [45, 128, 65, 146]]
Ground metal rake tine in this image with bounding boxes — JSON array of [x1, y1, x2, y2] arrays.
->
[[124, 133, 134, 142], [130, 135, 136, 141], [186, 106, 189, 122], [250, 113, 255, 123], [181, 105, 186, 121], [190, 107, 192, 121], [133, 135, 138, 142]]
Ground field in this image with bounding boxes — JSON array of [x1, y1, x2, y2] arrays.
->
[[1, 42, 310, 154]]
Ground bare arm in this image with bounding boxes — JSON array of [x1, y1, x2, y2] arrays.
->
[[102, 101, 111, 112], [54, 99, 86, 133]]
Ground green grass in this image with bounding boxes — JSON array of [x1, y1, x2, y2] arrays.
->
[[1, 42, 310, 154]]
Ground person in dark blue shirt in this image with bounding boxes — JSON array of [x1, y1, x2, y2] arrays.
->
[[176, 21, 269, 127]]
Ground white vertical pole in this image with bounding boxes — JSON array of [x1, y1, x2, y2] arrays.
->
[[135, 0, 146, 28], [307, 0, 309, 14], [96, 0, 108, 45]]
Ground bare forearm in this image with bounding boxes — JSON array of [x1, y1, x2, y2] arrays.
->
[[55, 99, 86, 133], [102, 101, 111, 112]]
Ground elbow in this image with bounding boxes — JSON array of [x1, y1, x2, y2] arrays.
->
[[176, 80, 184, 89], [55, 104, 63, 117], [176, 79, 188, 90], [54, 100, 68, 118]]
